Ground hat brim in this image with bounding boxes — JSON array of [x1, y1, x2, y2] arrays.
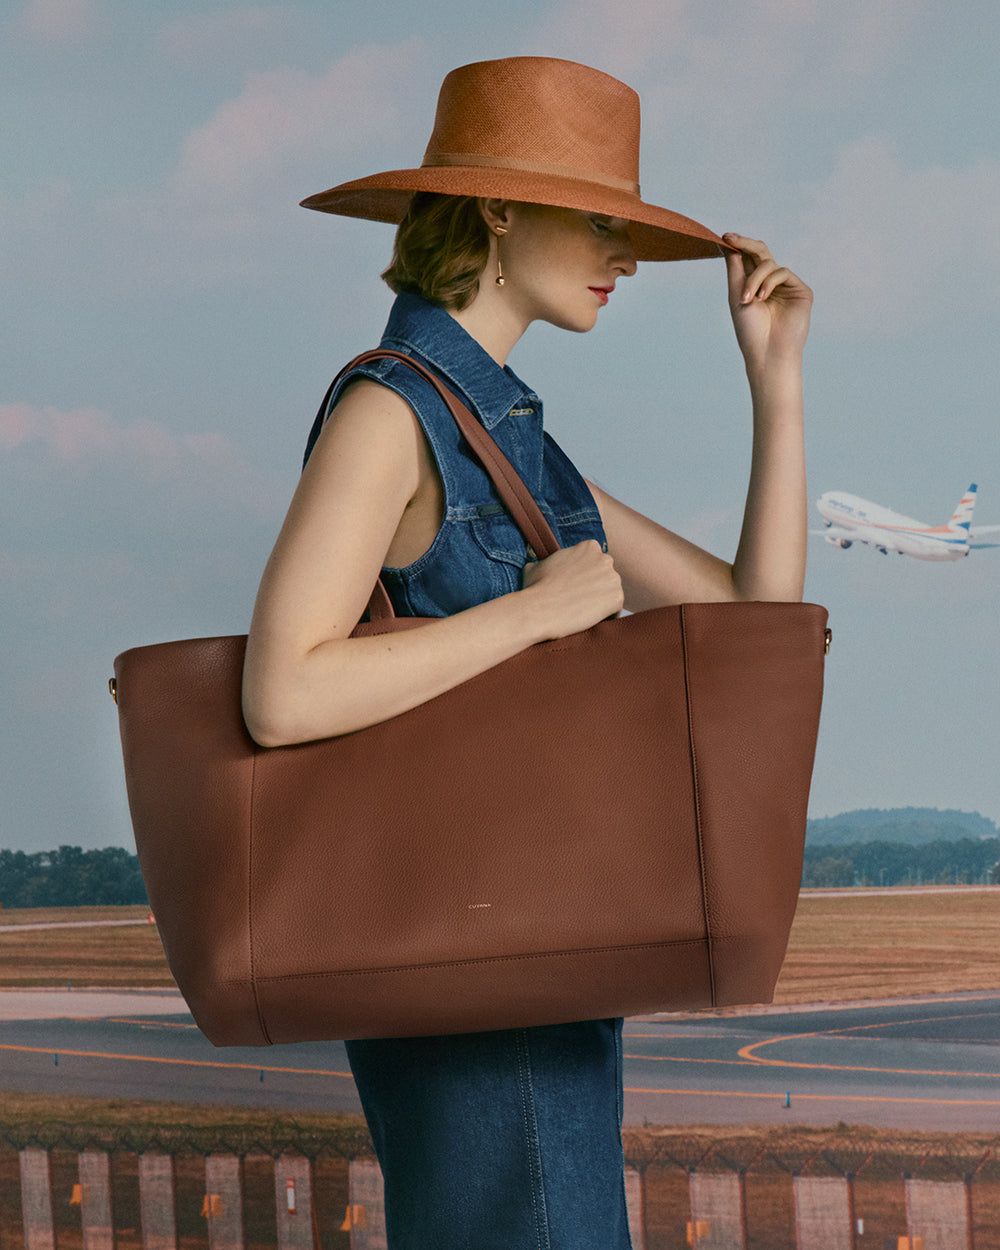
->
[[300, 166, 730, 262]]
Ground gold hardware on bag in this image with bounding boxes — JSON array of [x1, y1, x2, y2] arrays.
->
[[109, 677, 117, 704], [824, 628, 832, 654]]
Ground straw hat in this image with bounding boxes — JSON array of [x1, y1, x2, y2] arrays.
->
[[300, 57, 727, 262]]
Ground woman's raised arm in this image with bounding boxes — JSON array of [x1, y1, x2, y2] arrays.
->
[[590, 234, 811, 609]]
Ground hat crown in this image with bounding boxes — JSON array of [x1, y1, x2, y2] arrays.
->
[[422, 57, 641, 195], [300, 56, 724, 262]]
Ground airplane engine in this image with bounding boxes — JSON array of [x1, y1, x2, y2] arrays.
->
[[825, 535, 852, 549]]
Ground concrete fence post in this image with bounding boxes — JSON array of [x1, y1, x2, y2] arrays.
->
[[905, 1179, 970, 1250], [204, 1154, 244, 1250], [794, 1176, 853, 1250], [78, 1151, 114, 1250], [346, 1159, 387, 1250], [19, 1148, 56, 1250], [688, 1171, 745, 1250], [274, 1155, 314, 1250], [138, 1153, 178, 1250], [624, 1166, 646, 1249]]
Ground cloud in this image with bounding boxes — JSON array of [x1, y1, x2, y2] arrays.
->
[[526, 0, 932, 232], [0, 400, 292, 650], [12, 0, 97, 42], [0, 401, 285, 512], [91, 39, 425, 286], [532, 0, 927, 100], [171, 39, 424, 206], [789, 135, 1000, 335], [531, 0, 689, 80], [158, 6, 304, 69]]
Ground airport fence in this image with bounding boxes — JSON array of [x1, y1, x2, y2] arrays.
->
[[1, 1123, 999, 1249]]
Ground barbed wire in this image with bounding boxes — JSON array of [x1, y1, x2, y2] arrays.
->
[[3, 1121, 997, 1178]]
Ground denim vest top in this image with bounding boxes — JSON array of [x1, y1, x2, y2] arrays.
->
[[305, 292, 607, 618]]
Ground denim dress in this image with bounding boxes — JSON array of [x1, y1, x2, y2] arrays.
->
[[307, 293, 633, 1250]]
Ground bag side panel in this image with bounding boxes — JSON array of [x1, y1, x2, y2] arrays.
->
[[114, 637, 264, 1044]]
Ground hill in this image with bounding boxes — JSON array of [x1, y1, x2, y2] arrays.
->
[[806, 807, 998, 847]]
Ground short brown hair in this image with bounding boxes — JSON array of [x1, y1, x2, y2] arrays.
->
[[382, 192, 490, 310]]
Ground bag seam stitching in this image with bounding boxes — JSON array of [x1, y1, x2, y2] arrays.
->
[[247, 749, 273, 1045], [234, 937, 714, 986], [681, 603, 717, 1007]]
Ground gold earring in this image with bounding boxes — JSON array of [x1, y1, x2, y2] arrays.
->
[[494, 227, 507, 287]]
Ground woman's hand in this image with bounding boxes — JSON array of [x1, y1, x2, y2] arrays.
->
[[722, 233, 813, 380], [521, 540, 624, 639]]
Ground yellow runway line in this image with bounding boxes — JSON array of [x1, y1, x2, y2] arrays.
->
[[738, 1009, 1000, 1079], [624, 1085, 1000, 1107], [0, 1042, 353, 1080], [106, 1018, 199, 1029], [625, 1033, 737, 1040], [624, 1053, 764, 1067]]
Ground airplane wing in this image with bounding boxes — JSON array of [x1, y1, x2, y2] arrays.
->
[[811, 524, 915, 555], [811, 525, 874, 550]]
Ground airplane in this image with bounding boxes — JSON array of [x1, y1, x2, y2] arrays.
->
[[812, 484, 1000, 561]]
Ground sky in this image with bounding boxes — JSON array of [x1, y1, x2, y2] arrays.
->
[[2, 0, 998, 855]]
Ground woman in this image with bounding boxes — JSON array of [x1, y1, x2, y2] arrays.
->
[[243, 56, 811, 1250]]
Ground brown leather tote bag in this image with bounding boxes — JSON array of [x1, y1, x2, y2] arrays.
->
[[111, 351, 829, 1047]]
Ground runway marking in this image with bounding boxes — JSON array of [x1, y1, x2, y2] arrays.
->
[[624, 1033, 737, 1040], [624, 1054, 765, 1068], [4, 1046, 999, 1113], [623, 1086, 1000, 1108], [0, 1043, 352, 1080], [812, 1010, 1000, 1037], [0, 919, 154, 932], [738, 1011, 1000, 1079], [107, 1018, 199, 1029]]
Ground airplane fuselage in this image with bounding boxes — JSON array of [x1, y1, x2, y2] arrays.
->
[[817, 492, 970, 561]]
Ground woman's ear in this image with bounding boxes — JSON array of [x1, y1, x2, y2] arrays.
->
[[478, 198, 512, 233]]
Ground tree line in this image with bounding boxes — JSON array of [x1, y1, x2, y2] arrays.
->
[[0, 846, 148, 909], [805, 806, 997, 846], [3, 837, 999, 907], [802, 837, 1000, 888]]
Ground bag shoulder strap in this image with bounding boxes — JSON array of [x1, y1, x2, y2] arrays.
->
[[324, 348, 562, 621]]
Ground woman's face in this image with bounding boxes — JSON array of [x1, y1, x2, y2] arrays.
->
[[497, 203, 638, 333]]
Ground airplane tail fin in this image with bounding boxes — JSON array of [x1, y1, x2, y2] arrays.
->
[[947, 484, 977, 533]]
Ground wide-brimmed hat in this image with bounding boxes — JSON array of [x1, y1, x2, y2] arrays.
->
[[300, 57, 727, 262]]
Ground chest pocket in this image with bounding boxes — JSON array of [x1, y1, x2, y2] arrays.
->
[[467, 502, 531, 594]]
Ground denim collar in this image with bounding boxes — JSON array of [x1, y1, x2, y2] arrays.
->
[[381, 293, 539, 431]]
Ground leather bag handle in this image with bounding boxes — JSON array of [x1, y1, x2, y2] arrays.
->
[[322, 349, 563, 622]]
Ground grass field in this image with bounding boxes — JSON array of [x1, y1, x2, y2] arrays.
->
[[0, 1086, 995, 1156], [774, 888, 1000, 1003], [1, 890, 999, 1001], [0, 1088, 372, 1146], [0, 905, 174, 988]]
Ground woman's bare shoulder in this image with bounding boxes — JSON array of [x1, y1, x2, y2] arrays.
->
[[302, 374, 424, 480]]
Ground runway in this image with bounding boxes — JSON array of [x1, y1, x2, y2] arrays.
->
[[1, 989, 999, 1130]]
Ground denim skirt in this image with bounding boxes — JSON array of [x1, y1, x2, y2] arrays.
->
[[346, 1017, 633, 1250]]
